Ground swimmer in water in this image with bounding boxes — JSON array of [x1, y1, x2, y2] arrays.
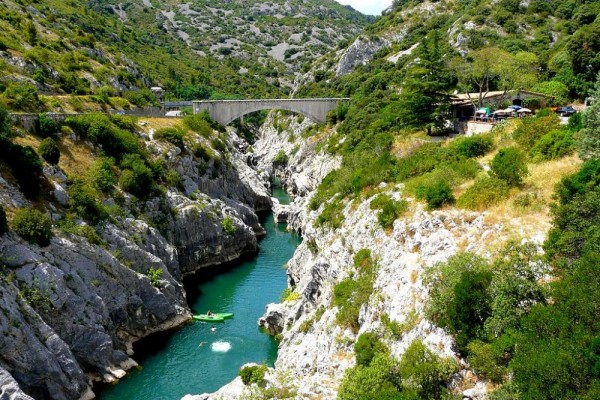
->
[[210, 325, 217, 332]]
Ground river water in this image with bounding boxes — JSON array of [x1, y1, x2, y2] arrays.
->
[[99, 187, 300, 399]]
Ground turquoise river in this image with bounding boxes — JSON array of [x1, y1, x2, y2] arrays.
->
[[99, 187, 300, 399]]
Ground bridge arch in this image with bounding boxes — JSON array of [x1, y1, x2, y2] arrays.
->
[[192, 98, 350, 126]]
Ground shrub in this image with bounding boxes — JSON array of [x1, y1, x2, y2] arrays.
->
[[315, 197, 344, 229], [3, 144, 43, 197], [273, 150, 288, 166], [0, 205, 7, 235], [222, 216, 236, 235], [87, 158, 116, 193], [183, 111, 218, 136], [154, 127, 185, 148], [68, 180, 108, 224], [239, 364, 268, 386], [65, 113, 144, 161], [457, 176, 510, 210], [147, 267, 163, 287], [3, 82, 40, 111], [467, 340, 508, 383], [530, 129, 574, 162], [36, 114, 59, 138], [164, 169, 182, 188], [12, 208, 53, 246], [449, 135, 494, 158], [338, 353, 401, 400], [369, 194, 408, 229], [192, 142, 217, 162], [38, 138, 60, 165], [118, 154, 154, 197], [490, 147, 528, 186], [512, 115, 560, 149], [417, 181, 455, 210], [334, 250, 377, 332], [399, 340, 459, 399], [355, 332, 387, 367]]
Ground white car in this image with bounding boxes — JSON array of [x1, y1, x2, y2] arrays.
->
[[165, 110, 183, 117]]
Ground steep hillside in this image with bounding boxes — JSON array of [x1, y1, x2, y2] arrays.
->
[[0, 0, 370, 111], [297, 0, 600, 99]]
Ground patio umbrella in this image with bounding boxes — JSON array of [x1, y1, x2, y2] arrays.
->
[[517, 108, 532, 113]]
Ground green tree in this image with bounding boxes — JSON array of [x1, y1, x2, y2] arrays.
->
[[38, 138, 60, 165], [338, 353, 402, 400], [398, 30, 454, 133], [354, 332, 387, 367], [399, 340, 459, 400], [447, 270, 493, 351], [490, 147, 528, 186], [578, 75, 600, 161]]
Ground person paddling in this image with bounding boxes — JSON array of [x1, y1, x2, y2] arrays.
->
[[207, 310, 213, 317]]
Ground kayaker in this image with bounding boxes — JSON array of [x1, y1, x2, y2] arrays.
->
[[207, 310, 213, 316]]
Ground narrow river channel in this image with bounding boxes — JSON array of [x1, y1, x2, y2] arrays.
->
[[99, 186, 300, 399]]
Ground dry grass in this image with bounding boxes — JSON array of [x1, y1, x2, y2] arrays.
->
[[391, 132, 430, 158], [138, 117, 184, 134], [482, 154, 582, 236], [14, 134, 97, 178]]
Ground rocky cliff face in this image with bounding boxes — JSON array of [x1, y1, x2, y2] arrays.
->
[[191, 114, 546, 400], [0, 123, 271, 399]]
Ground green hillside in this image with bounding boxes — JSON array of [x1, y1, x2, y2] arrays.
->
[[0, 0, 370, 112]]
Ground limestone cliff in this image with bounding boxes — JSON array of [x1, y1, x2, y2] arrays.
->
[[0, 121, 271, 399], [190, 113, 548, 400]]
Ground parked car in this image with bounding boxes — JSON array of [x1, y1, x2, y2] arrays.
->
[[555, 105, 576, 116]]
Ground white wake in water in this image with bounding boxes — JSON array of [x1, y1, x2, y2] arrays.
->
[[211, 341, 232, 353]]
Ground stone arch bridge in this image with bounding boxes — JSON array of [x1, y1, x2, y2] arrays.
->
[[192, 98, 350, 126]]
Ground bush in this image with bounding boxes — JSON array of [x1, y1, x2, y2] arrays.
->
[[65, 113, 144, 161], [3, 82, 40, 111], [239, 364, 268, 386], [2, 144, 43, 197], [118, 154, 154, 197], [490, 147, 528, 186], [164, 169, 182, 188], [334, 250, 377, 332], [457, 176, 510, 210], [512, 115, 560, 149], [370, 194, 408, 229], [315, 197, 344, 229], [0, 205, 7, 235], [38, 138, 60, 165], [417, 181, 455, 210], [154, 127, 185, 148], [530, 129, 574, 162], [222, 216, 236, 235], [87, 158, 116, 193], [399, 340, 459, 399], [273, 150, 288, 166], [192, 142, 217, 162], [355, 332, 387, 367], [449, 135, 494, 158], [68, 180, 108, 224], [37, 114, 59, 138], [183, 111, 220, 136], [12, 208, 53, 246]]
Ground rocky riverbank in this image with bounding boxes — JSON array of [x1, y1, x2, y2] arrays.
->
[[0, 122, 272, 399]]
